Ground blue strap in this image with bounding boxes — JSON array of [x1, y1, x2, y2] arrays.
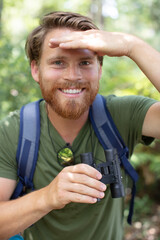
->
[[89, 94, 139, 224], [121, 154, 138, 224], [8, 234, 24, 240], [127, 182, 137, 225], [11, 99, 42, 199], [89, 94, 125, 151]]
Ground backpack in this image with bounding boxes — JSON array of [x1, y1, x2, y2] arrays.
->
[[8, 235, 24, 240], [11, 94, 138, 225]]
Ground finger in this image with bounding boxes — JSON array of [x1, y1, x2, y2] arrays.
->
[[48, 42, 60, 48], [59, 40, 89, 49], [49, 38, 89, 50], [49, 31, 82, 45], [49, 37, 74, 48], [63, 164, 102, 180], [64, 182, 105, 199], [66, 172, 107, 192], [64, 191, 98, 204]]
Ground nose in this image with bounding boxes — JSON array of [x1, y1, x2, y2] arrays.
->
[[63, 64, 82, 81]]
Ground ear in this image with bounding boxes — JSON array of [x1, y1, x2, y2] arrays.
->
[[98, 65, 102, 80], [31, 60, 40, 83]]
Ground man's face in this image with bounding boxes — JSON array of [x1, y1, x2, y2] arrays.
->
[[32, 28, 102, 119]]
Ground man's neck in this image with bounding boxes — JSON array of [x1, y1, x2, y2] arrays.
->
[[46, 104, 89, 145]]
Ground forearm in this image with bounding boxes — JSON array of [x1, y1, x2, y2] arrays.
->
[[128, 36, 160, 92], [0, 164, 106, 239], [49, 29, 160, 92], [0, 187, 52, 240]]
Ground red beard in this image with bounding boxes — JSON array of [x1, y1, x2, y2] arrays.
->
[[39, 79, 99, 119]]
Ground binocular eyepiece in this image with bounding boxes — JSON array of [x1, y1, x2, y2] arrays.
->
[[80, 148, 125, 199]]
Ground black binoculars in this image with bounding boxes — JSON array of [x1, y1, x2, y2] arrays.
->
[[80, 148, 125, 198]]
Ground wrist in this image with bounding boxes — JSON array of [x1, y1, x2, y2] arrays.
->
[[126, 34, 144, 59], [31, 187, 54, 215]]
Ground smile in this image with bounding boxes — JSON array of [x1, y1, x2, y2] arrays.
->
[[60, 88, 84, 94]]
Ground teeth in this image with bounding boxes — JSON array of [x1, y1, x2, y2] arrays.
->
[[62, 89, 82, 94]]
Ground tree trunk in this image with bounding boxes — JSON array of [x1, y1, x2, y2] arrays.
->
[[90, 0, 105, 29], [0, 0, 3, 37]]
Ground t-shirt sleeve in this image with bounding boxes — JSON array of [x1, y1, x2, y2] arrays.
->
[[106, 95, 157, 156], [0, 111, 20, 180]]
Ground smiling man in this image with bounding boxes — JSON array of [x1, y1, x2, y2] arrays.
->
[[0, 11, 160, 240], [32, 28, 101, 121]]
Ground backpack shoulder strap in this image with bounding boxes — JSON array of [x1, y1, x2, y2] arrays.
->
[[89, 94, 127, 153], [8, 234, 24, 240], [89, 94, 139, 224], [11, 99, 42, 199]]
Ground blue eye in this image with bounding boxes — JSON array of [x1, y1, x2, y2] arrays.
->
[[51, 60, 66, 68], [80, 61, 90, 66], [54, 61, 63, 65]]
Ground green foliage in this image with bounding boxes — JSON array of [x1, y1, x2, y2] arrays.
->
[[0, 35, 41, 119], [135, 195, 153, 217], [1, 0, 159, 120], [125, 195, 153, 220], [150, 0, 160, 31], [99, 56, 159, 100], [99, 56, 140, 95], [125, 195, 160, 239], [37, 0, 91, 17], [1, 1, 159, 180], [0, 1, 160, 237]]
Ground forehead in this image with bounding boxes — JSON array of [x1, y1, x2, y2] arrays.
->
[[41, 28, 96, 59], [46, 27, 75, 40]]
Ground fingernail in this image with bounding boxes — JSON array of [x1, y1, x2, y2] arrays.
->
[[92, 198, 97, 203], [101, 184, 107, 191], [100, 192, 105, 198], [59, 43, 66, 47], [97, 172, 102, 179], [49, 38, 55, 42]]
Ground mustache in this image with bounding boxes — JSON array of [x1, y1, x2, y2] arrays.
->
[[51, 81, 91, 89]]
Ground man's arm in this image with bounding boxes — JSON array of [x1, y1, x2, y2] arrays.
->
[[0, 178, 51, 239], [49, 30, 160, 139], [0, 164, 106, 239], [142, 102, 160, 139], [49, 30, 160, 91], [0, 178, 17, 200], [127, 37, 160, 92]]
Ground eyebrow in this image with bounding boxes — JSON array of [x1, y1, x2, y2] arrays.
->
[[79, 56, 96, 61], [47, 56, 67, 64], [47, 54, 96, 64]]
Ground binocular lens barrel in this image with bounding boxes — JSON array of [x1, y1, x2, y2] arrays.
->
[[110, 183, 125, 198], [104, 149, 125, 198], [104, 148, 114, 161], [80, 152, 93, 165]]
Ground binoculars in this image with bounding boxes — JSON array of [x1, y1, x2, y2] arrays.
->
[[80, 148, 125, 198]]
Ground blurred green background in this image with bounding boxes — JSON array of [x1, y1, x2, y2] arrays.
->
[[0, 0, 160, 239]]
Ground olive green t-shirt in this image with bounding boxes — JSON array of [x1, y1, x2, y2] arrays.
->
[[0, 95, 156, 240]]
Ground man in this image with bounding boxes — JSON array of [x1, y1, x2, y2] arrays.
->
[[0, 11, 160, 240]]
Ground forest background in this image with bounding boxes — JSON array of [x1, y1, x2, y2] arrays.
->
[[0, 0, 160, 239]]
